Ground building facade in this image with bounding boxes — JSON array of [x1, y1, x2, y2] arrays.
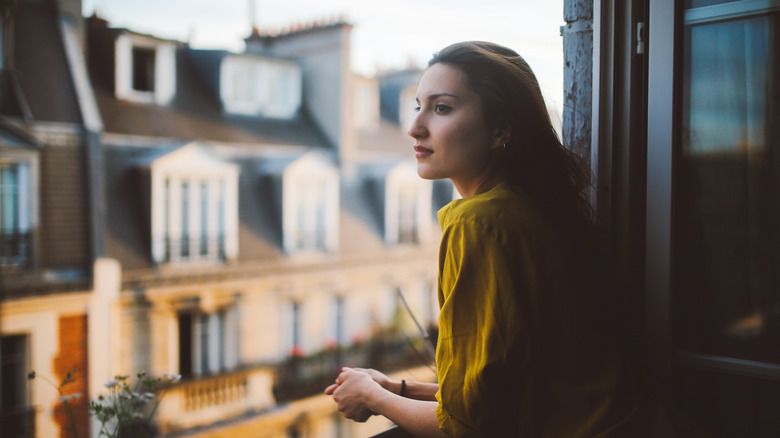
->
[[1, 1, 440, 437]]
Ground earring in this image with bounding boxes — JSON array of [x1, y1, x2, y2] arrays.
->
[[503, 143, 507, 150]]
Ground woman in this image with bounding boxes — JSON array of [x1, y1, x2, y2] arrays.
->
[[325, 41, 670, 437]]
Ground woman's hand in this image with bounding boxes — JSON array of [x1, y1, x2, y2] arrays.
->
[[353, 367, 398, 393], [325, 367, 397, 395], [328, 367, 384, 422]]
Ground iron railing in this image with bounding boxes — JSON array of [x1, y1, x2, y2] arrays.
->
[[0, 231, 32, 268], [273, 333, 427, 403]]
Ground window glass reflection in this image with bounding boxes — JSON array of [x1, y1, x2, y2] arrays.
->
[[676, 12, 780, 363]]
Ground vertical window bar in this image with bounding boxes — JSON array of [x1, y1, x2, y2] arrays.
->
[[200, 181, 208, 257], [181, 181, 190, 258]]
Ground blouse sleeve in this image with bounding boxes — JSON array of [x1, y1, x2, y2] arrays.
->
[[435, 217, 533, 437]]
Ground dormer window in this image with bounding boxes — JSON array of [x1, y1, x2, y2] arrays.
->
[[115, 33, 176, 105], [281, 152, 339, 254], [140, 142, 239, 265], [220, 55, 301, 119], [385, 162, 432, 246], [0, 150, 39, 269], [132, 46, 155, 92]]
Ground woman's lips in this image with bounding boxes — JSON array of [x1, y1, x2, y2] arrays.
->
[[414, 145, 433, 159]]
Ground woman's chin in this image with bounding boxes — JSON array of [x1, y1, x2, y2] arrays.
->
[[416, 165, 439, 180]]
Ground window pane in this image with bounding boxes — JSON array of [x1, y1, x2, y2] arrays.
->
[[132, 47, 155, 92], [686, 0, 742, 8], [181, 182, 189, 258], [199, 314, 209, 374], [676, 13, 780, 363], [0, 164, 19, 232], [200, 182, 208, 256], [164, 179, 171, 262], [398, 181, 418, 244]]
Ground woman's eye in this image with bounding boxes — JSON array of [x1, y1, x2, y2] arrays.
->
[[434, 104, 451, 114], [414, 105, 421, 112]]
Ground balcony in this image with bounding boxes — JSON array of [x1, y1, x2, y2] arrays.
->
[[273, 331, 428, 403], [0, 231, 32, 269], [156, 367, 276, 434]]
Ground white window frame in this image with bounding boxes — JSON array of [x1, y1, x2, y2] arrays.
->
[[115, 33, 176, 105], [188, 304, 239, 377], [384, 161, 432, 246], [353, 76, 380, 129], [282, 152, 339, 254], [147, 143, 239, 265], [0, 150, 39, 268], [220, 55, 301, 119]]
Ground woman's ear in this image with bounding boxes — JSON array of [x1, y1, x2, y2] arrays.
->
[[491, 124, 512, 150]]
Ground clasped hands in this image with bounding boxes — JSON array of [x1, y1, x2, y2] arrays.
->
[[324, 367, 390, 423]]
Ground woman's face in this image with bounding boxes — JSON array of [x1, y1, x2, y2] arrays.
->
[[408, 63, 503, 197]]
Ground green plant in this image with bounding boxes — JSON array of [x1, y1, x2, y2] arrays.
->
[[29, 369, 180, 438], [28, 367, 81, 438], [90, 372, 180, 438]]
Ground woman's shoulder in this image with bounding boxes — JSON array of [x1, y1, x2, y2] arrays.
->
[[439, 181, 543, 232]]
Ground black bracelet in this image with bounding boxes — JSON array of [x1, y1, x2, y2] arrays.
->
[[400, 379, 406, 397]]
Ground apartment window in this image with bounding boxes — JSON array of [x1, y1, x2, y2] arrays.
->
[[220, 55, 301, 118], [0, 161, 33, 268], [162, 178, 225, 262], [384, 162, 432, 246], [131, 46, 155, 92], [282, 153, 339, 254], [1, 335, 33, 437], [148, 142, 239, 264], [294, 177, 326, 252], [115, 34, 175, 105], [397, 181, 419, 244], [179, 308, 234, 378], [676, 2, 780, 364]]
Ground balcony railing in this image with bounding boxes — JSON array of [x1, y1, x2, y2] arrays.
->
[[0, 231, 32, 268], [273, 332, 427, 403], [163, 234, 225, 263], [156, 367, 276, 434]]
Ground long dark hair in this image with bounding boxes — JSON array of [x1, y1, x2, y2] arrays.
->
[[429, 41, 594, 238]]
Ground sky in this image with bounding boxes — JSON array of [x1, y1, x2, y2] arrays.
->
[[82, 0, 565, 118]]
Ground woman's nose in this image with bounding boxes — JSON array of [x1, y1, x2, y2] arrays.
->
[[407, 113, 426, 139]]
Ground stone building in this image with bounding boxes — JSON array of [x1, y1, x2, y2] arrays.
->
[[1, 1, 441, 436]]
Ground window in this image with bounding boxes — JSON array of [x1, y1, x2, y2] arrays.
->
[[115, 33, 175, 105], [0, 155, 37, 269], [397, 181, 419, 244], [293, 177, 326, 251], [220, 55, 301, 118], [178, 307, 236, 378], [1, 335, 34, 437], [131, 46, 155, 92], [281, 300, 304, 357], [282, 152, 339, 254], [162, 178, 225, 262], [384, 162, 432, 246], [145, 143, 239, 264], [326, 295, 345, 348], [676, 1, 780, 364]]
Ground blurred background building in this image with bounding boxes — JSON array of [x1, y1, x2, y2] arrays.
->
[[0, 0, 444, 436]]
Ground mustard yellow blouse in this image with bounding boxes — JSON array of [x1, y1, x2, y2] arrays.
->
[[433, 179, 658, 437]]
